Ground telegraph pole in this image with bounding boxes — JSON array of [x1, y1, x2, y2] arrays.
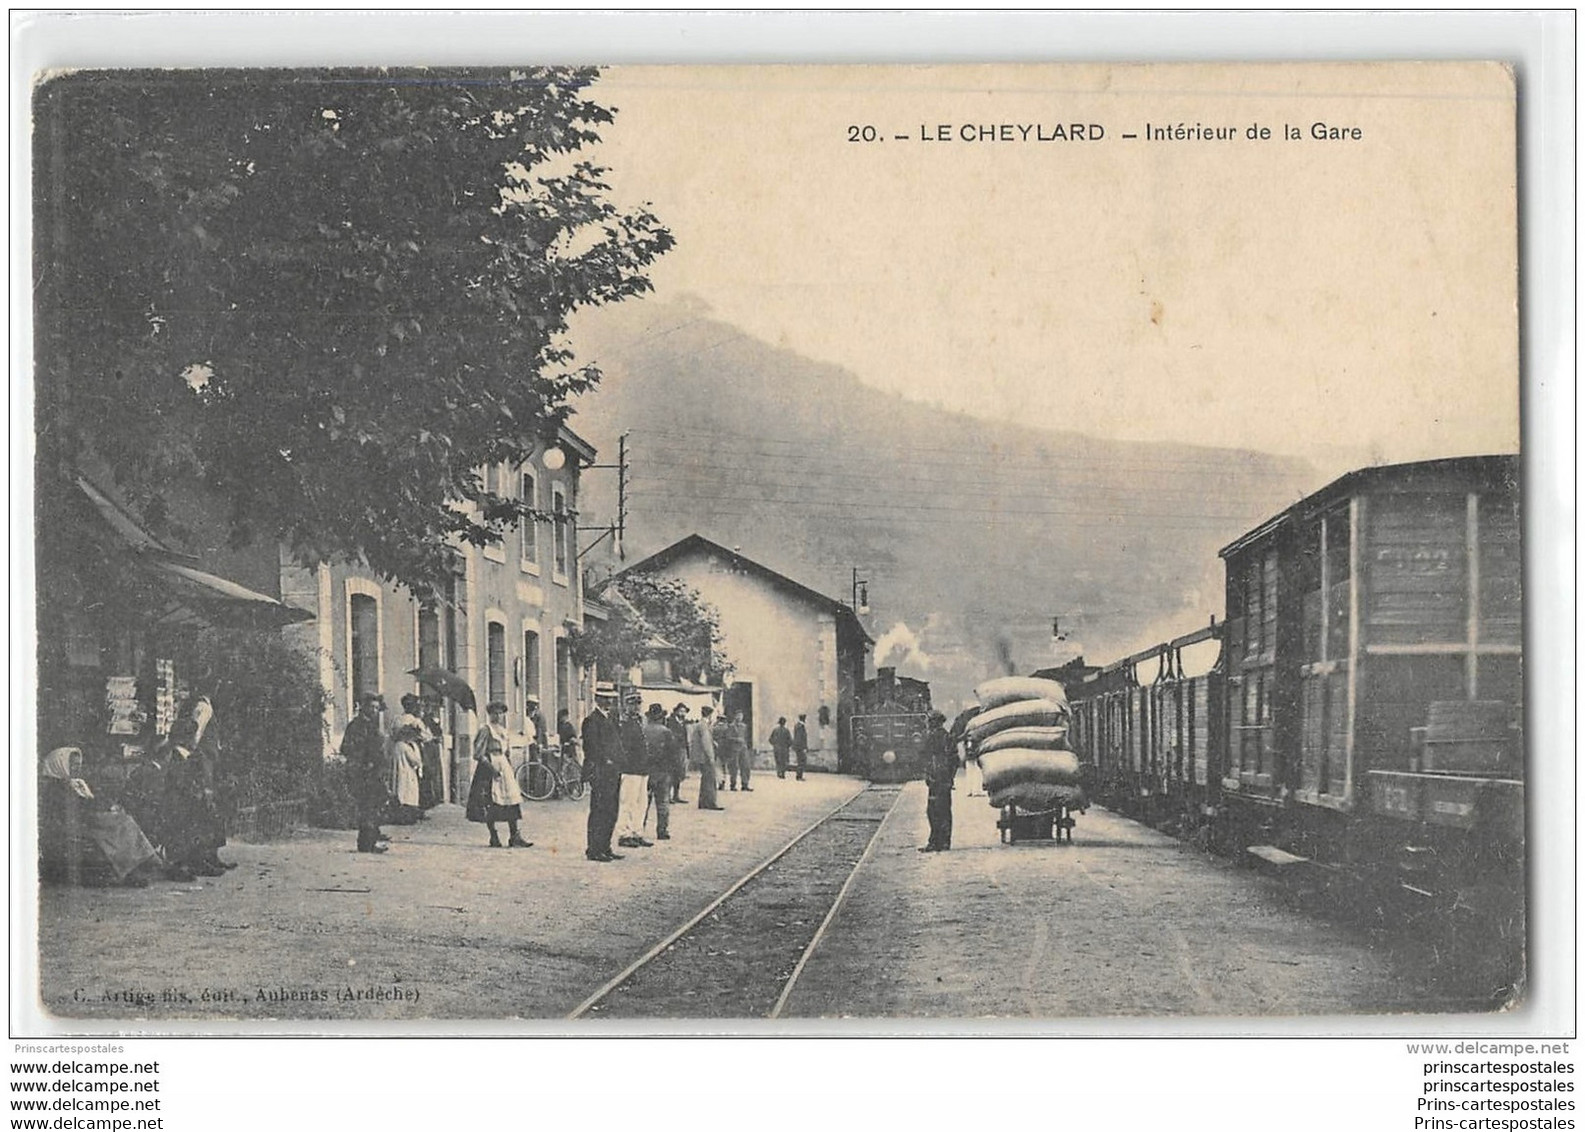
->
[[576, 430, 631, 565], [616, 432, 628, 560]]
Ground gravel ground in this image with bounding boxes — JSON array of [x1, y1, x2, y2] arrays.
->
[[780, 783, 1447, 1019], [33, 774, 863, 1025], [32, 774, 1473, 1028]]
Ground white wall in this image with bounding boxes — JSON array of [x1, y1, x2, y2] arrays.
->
[[650, 552, 840, 770]]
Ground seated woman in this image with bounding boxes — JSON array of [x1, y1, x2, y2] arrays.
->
[[39, 747, 162, 888]]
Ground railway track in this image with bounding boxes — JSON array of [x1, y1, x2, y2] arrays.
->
[[568, 784, 904, 1020]]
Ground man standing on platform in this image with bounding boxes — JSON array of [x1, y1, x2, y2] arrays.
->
[[642, 704, 680, 840], [341, 693, 389, 854], [666, 704, 690, 803], [770, 717, 793, 780], [582, 685, 623, 862], [793, 713, 810, 781], [690, 705, 724, 811], [727, 710, 753, 792], [712, 709, 734, 791], [920, 711, 956, 852], [616, 690, 653, 849]]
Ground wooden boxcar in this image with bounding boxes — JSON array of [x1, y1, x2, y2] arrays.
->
[[1217, 456, 1521, 844], [1067, 456, 1523, 986]]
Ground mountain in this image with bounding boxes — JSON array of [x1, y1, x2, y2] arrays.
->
[[565, 297, 1316, 711]]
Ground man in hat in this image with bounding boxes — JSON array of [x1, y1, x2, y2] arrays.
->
[[641, 703, 680, 840], [341, 693, 390, 853], [582, 684, 624, 862], [689, 705, 724, 810], [727, 710, 753, 791], [793, 713, 810, 781], [769, 717, 794, 780], [525, 695, 549, 755], [920, 711, 957, 852], [711, 709, 733, 790], [616, 690, 653, 849], [665, 703, 690, 803]]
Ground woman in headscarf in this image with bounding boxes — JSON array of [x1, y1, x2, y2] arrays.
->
[[162, 695, 233, 880], [466, 701, 530, 848], [39, 747, 162, 887]]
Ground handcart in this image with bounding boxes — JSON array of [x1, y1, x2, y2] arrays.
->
[[995, 786, 1087, 844]]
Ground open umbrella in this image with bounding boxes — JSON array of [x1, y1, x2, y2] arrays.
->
[[407, 667, 478, 713]]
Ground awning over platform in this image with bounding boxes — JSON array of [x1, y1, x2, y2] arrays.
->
[[74, 476, 314, 631], [145, 559, 316, 630]]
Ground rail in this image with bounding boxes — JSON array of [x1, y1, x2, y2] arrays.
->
[[567, 784, 903, 1020]]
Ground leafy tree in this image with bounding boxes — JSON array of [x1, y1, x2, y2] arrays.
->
[[572, 572, 730, 684], [183, 627, 331, 809], [566, 606, 651, 682], [34, 67, 672, 599]]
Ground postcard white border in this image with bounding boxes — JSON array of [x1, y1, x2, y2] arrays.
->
[[7, 10, 1574, 1045]]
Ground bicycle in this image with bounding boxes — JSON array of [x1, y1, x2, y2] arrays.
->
[[515, 744, 586, 802]]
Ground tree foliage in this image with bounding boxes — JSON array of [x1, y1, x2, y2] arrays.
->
[[572, 572, 730, 684], [183, 627, 331, 808], [34, 68, 672, 598]]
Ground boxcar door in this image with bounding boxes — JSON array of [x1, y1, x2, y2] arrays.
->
[[1225, 545, 1281, 798], [1297, 506, 1353, 804]]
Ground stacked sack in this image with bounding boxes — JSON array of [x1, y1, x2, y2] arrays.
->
[[967, 675, 1088, 812]]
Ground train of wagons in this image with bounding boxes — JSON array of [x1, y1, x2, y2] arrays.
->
[[850, 455, 1523, 994], [1060, 455, 1523, 991]]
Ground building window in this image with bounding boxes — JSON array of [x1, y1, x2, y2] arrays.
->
[[486, 620, 507, 712], [552, 484, 569, 580], [349, 593, 380, 704], [523, 629, 541, 715], [482, 463, 506, 562], [520, 470, 538, 570], [417, 605, 442, 673], [555, 636, 572, 720]]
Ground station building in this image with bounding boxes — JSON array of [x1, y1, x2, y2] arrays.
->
[[615, 534, 872, 770]]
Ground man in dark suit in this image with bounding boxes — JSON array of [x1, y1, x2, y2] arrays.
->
[[792, 714, 810, 781], [920, 712, 956, 852], [770, 717, 793, 779], [641, 703, 680, 840], [666, 704, 690, 803], [341, 693, 389, 854], [582, 685, 624, 862]]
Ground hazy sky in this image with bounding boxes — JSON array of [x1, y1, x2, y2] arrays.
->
[[590, 63, 1519, 475]]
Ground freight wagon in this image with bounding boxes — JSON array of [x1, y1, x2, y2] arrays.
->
[[1065, 456, 1524, 995]]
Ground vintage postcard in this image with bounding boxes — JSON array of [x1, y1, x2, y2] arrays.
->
[[22, 61, 1526, 1031]]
